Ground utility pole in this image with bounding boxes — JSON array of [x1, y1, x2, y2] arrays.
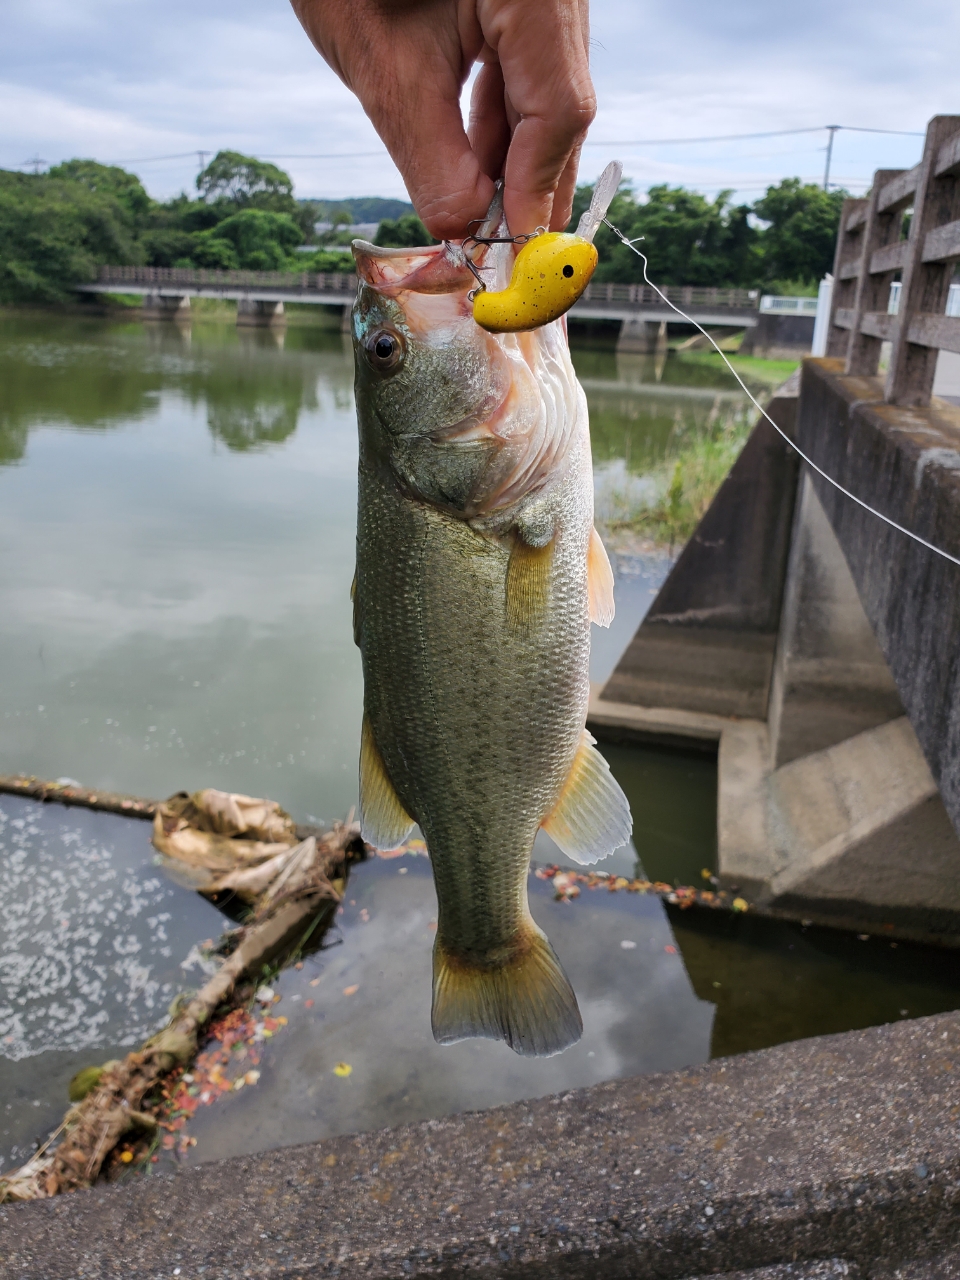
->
[[197, 150, 210, 175], [19, 155, 48, 175], [823, 125, 840, 191]]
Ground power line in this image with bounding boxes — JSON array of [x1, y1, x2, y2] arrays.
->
[[107, 149, 388, 165], [258, 151, 385, 159], [107, 151, 200, 164], [584, 127, 824, 147], [583, 124, 925, 147]]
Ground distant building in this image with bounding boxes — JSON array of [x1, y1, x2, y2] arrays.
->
[[311, 221, 380, 239]]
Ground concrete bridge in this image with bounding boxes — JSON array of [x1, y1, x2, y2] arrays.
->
[[76, 265, 761, 352], [590, 113, 960, 944]]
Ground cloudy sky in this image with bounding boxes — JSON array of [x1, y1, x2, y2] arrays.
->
[[3, 0, 957, 206]]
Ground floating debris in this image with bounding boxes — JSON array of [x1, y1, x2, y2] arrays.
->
[[141, 1007, 286, 1161], [0, 788, 363, 1204], [533, 864, 747, 913]]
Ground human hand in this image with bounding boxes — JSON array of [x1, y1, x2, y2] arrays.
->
[[290, 0, 596, 238]]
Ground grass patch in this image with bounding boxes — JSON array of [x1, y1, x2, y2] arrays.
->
[[606, 412, 753, 549], [676, 350, 801, 389]]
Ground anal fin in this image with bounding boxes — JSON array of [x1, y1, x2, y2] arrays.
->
[[432, 923, 582, 1058], [359, 715, 415, 850], [542, 729, 632, 864], [506, 536, 554, 634], [588, 527, 615, 627]]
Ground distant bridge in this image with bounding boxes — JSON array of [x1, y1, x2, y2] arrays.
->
[[76, 266, 764, 351]]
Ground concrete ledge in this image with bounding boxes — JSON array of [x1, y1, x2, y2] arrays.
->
[[5, 1012, 960, 1277], [587, 689, 727, 752]]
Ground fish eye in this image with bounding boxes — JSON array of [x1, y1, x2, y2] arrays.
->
[[562, 264, 574, 278], [364, 328, 405, 374]]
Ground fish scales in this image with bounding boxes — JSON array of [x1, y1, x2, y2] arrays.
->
[[357, 459, 590, 953], [351, 220, 632, 1057]]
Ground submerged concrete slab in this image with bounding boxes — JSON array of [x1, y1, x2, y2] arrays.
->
[[717, 712, 960, 941], [5, 1012, 960, 1278]]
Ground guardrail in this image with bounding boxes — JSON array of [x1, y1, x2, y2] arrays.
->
[[93, 265, 359, 293], [826, 113, 960, 407], [760, 295, 819, 315], [579, 281, 758, 308]]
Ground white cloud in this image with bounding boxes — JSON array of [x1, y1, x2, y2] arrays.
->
[[1, 0, 957, 203]]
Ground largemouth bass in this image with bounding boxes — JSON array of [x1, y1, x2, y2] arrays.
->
[[351, 223, 632, 1057]]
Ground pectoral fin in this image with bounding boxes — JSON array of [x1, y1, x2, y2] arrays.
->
[[359, 716, 415, 850], [542, 730, 632, 865], [506, 536, 554, 634], [587, 527, 615, 628]]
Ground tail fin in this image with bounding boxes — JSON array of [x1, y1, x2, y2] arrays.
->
[[432, 925, 582, 1058]]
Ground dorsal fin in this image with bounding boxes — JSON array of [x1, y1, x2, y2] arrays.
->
[[542, 729, 632, 864], [359, 716, 415, 850], [587, 527, 615, 628]]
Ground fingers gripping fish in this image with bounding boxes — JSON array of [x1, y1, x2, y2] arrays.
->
[[350, 196, 632, 1058]]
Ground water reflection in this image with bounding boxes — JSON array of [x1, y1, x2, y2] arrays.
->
[[671, 908, 960, 1060], [169, 854, 714, 1167], [0, 316, 350, 466], [0, 796, 224, 1172]]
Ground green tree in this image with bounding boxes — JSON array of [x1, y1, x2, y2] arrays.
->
[[47, 160, 150, 222], [752, 179, 847, 286], [197, 151, 296, 213], [0, 170, 142, 304], [195, 208, 303, 270], [590, 184, 760, 287], [374, 213, 434, 247]]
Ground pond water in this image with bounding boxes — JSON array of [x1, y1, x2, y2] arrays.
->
[[3, 313, 960, 1177]]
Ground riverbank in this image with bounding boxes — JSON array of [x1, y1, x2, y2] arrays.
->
[[598, 354, 800, 547]]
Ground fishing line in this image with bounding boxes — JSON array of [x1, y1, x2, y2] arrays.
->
[[600, 216, 960, 569]]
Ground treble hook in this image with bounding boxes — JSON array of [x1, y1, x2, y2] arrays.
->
[[459, 227, 547, 299]]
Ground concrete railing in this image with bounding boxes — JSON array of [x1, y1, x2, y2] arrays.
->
[[888, 279, 960, 316], [826, 113, 960, 407], [93, 265, 359, 293], [88, 266, 762, 313], [579, 281, 758, 308]]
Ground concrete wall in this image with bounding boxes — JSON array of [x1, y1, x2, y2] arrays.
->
[[602, 374, 800, 718], [795, 359, 960, 833], [8, 1011, 960, 1278], [597, 359, 960, 938], [767, 474, 904, 768], [740, 313, 815, 359]]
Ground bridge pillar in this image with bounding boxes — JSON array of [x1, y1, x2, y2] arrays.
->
[[616, 317, 667, 355], [143, 292, 191, 321], [236, 298, 286, 327]]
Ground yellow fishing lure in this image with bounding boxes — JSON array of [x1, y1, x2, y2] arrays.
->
[[472, 233, 598, 333], [471, 161, 622, 335]]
